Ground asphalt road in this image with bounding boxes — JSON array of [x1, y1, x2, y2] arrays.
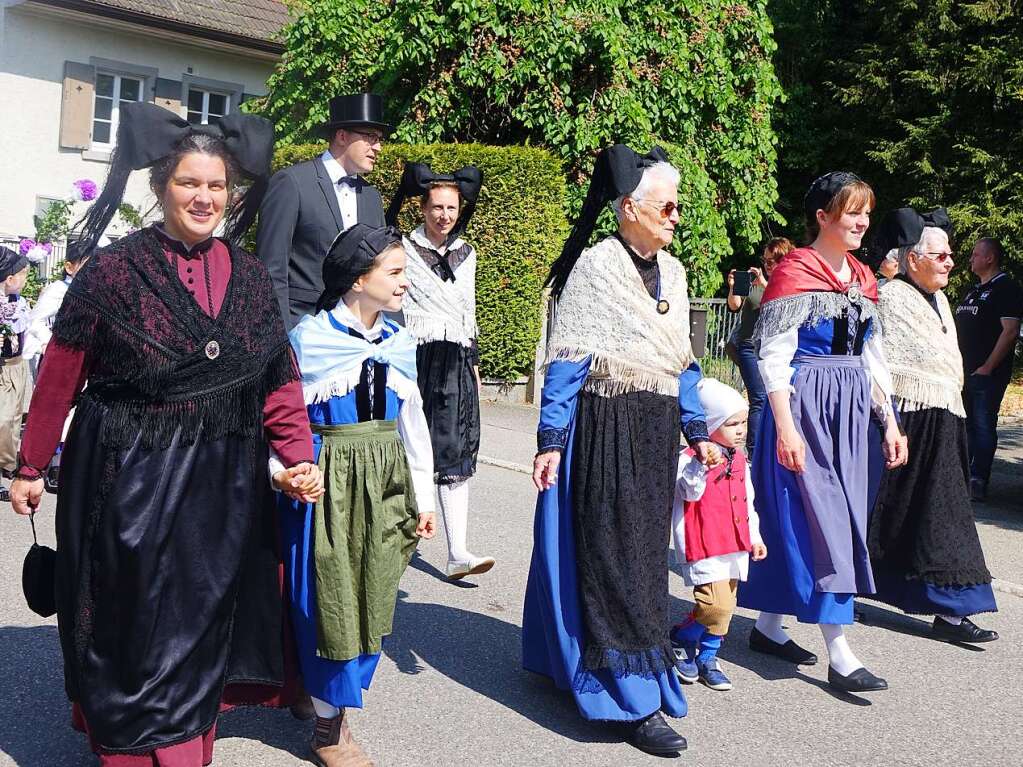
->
[[1, 404, 1021, 766]]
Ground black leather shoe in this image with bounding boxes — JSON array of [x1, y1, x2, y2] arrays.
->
[[932, 616, 999, 644], [626, 712, 688, 756], [749, 626, 818, 665], [827, 665, 888, 693]]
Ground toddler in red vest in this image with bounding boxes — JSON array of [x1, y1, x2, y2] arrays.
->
[[670, 378, 766, 691]]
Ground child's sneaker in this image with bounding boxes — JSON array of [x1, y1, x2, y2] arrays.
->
[[697, 659, 733, 691], [673, 647, 699, 684]]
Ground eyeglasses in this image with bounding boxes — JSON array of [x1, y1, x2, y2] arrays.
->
[[916, 251, 954, 264], [635, 199, 679, 219], [347, 129, 385, 146]]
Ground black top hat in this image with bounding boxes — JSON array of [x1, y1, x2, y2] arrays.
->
[[319, 93, 394, 138]]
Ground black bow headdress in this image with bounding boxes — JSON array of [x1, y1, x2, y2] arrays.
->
[[385, 162, 483, 244], [545, 143, 670, 299], [869, 206, 953, 267], [316, 224, 404, 313], [803, 170, 863, 221], [77, 102, 274, 255]]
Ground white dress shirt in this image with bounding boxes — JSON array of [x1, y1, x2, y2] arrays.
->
[[320, 150, 359, 231]]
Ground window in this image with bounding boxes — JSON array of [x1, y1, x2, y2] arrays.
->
[[187, 88, 230, 125], [93, 72, 143, 146]]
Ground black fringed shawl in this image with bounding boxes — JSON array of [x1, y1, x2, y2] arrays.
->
[[51, 227, 296, 448]]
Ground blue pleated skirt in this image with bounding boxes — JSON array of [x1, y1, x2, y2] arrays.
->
[[521, 408, 687, 722]]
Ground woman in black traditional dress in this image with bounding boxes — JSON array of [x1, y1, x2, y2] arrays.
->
[[865, 207, 998, 642], [10, 102, 322, 766], [387, 163, 495, 580]]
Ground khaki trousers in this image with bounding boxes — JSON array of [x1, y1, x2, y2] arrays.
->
[[0, 357, 30, 473], [692, 578, 738, 636]]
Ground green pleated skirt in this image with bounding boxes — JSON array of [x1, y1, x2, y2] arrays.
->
[[312, 420, 421, 661]]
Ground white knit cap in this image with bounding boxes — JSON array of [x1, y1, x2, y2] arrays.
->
[[697, 377, 749, 435]]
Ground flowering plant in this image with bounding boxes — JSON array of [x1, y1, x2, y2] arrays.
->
[[71, 179, 98, 203], [18, 239, 52, 264]]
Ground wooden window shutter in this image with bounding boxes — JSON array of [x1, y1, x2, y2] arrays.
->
[[59, 61, 95, 149], [155, 78, 183, 115]]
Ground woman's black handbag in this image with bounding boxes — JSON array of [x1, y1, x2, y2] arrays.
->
[[22, 512, 57, 618]]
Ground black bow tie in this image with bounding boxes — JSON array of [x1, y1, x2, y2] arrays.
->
[[338, 175, 360, 188]]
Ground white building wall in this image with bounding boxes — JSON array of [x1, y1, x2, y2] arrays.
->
[[0, 3, 277, 238]]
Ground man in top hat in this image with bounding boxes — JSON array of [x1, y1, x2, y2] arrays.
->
[[257, 93, 393, 328]]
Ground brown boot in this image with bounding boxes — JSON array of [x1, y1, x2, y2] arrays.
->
[[310, 710, 374, 767], [290, 689, 316, 721]]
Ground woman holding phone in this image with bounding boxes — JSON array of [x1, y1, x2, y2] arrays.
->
[[725, 237, 793, 453]]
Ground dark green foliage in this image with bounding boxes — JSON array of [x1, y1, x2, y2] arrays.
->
[[771, 0, 1023, 294], [273, 142, 568, 380], [254, 0, 784, 297]]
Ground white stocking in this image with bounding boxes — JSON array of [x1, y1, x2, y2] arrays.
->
[[820, 623, 862, 675], [310, 696, 341, 719], [755, 612, 791, 644], [438, 480, 472, 563]]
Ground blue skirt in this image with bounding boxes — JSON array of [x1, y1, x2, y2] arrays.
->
[[738, 356, 878, 625], [280, 492, 382, 708], [521, 401, 687, 722]]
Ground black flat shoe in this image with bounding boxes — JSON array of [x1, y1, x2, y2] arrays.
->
[[749, 626, 818, 665], [827, 665, 888, 693], [626, 711, 688, 756], [932, 616, 999, 644]]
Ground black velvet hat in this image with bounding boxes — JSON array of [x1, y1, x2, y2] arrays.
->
[[545, 143, 670, 299], [0, 247, 29, 281], [319, 93, 394, 138], [870, 206, 953, 265], [803, 171, 863, 221]]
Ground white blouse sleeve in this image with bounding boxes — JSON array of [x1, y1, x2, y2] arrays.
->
[[862, 328, 894, 401], [398, 392, 437, 515], [757, 327, 799, 394], [676, 450, 708, 501], [745, 468, 763, 546]]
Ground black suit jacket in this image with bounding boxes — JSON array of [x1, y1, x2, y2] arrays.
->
[[256, 156, 385, 328]]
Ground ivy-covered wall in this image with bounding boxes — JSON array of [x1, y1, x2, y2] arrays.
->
[[254, 0, 783, 296]]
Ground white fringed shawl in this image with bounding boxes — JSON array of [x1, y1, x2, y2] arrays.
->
[[545, 235, 693, 397], [401, 227, 477, 347], [877, 278, 965, 417]]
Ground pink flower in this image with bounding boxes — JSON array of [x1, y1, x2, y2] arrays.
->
[[20, 239, 51, 263], [72, 179, 98, 202]]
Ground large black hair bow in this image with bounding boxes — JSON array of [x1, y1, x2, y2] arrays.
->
[[385, 162, 483, 243], [116, 102, 273, 179], [871, 206, 953, 266], [545, 143, 671, 299], [78, 102, 274, 254]]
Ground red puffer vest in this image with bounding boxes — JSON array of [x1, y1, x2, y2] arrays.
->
[[683, 447, 752, 562]]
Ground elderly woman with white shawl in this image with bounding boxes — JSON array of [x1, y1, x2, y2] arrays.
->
[[522, 144, 720, 757], [865, 207, 998, 644]]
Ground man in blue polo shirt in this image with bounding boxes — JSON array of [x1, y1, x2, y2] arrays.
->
[[954, 237, 1023, 501]]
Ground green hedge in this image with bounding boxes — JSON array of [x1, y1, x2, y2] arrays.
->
[[273, 143, 568, 380]]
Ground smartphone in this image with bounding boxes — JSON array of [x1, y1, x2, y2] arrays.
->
[[732, 270, 754, 297]]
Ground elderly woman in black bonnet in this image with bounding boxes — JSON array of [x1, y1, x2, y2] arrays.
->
[[10, 102, 322, 765]]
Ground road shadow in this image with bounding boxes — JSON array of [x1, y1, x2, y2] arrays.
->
[[408, 550, 478, 589], [0, 624, 317, 765], [665, 592, 873, 706], [0, 624, 92, 765], [384, 593, 622, 744], [853, 601, 987, 652]]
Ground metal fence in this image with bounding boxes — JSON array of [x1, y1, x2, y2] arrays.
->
[[691, 297, 744, 391]]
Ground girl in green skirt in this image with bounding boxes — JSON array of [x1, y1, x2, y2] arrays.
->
[[273, 224, 437, 767]]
